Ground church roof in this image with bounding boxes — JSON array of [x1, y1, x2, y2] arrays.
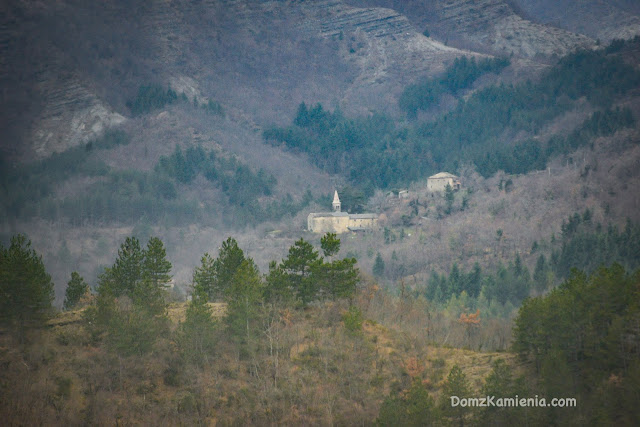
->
[[308, 212, 349, 218], [333, 190, 341, 204], [349, 213, 378, 219], [307, 212, 377, 219]]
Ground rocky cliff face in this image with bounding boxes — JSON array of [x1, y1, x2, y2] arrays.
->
[[435, 0, 594, 57], [1, 0, 637, 161], [1, 0, 475, 159], [293, 1, 477, 115], [0, 0, 139, 157], [32, 76, 126, 157], [348, 0, 595, 57], [512, 0, 640, 42]]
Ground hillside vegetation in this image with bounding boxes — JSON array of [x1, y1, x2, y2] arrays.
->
[[1, 233, 638, 425]]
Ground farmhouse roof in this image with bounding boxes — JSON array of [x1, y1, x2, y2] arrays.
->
[[428, 172, 458, 179]]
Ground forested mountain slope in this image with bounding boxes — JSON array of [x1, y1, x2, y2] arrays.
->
[[1, 0, 640, 303]]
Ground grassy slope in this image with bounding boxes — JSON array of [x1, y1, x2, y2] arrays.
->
[[0, 296, 520, 425]]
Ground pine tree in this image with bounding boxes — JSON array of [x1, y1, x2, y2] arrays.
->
[[264, 260, 294, 303], [142, 237, 172, 288], [135, 237, 172, 315], [320, 232, 341, 258], [0, 234, 54, 331], [63, 271, 89, 311], [318, 257, 359, 300], [378, 380, 440, 426], [467, 262, 482, 298], [533, 254, 548, 292], [214, 237, 246, 299], [440, 365, 472, 426], [293, 102, 310, 127], [98, 236, 143, 297], [426, 270, 439, 300], [281, 238, 320, 306], [105, 302, 167, 357], [510, 256, 532, 303], [373, 252, 385, 278], [225, 259, 263, 343], [193, 253, 216, 300], [482, 359, 513, 397], [514, 253, 523, 277], [449, 263, 463, 296], [479, 359, 524, 425], [180, 281, 217, 365], [445, 183, 455, 214], [90, 236, 170, 354]]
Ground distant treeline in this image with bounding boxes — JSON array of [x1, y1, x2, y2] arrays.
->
[[0, 133, 310, 227], [157, 144, 275, 206], [126, 83, 224, 117], [0, 130, 126, 221], [155, 144, 311, 224], [552, 212, 640, 279], [127, 84, 179, 116], [265, 39, 640, 192], [425, 254, 534, 308], [513, 263, 640, 424], [399, 55, 510, 118], [418, 213, 640, 317], [383, 263, 640, 425]]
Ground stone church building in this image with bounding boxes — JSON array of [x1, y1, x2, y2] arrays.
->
[[307, 191, 378, 234]]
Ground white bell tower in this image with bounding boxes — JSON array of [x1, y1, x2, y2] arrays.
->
[[332, 190, 341, 212]]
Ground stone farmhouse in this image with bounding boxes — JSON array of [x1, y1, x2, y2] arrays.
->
[[427, 172, 461, 192], [307, 191, 378, 234]]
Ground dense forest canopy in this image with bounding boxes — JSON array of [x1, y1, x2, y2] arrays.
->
[[265, 41, 640, 192]]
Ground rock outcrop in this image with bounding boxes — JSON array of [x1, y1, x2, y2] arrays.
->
[[348, 0, 595, 57], [512, 0, 640, 43]]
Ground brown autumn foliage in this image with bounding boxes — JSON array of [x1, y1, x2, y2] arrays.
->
[[459, 309, 481, 326], [404, 356, 425, 378], [0, 288, 516, 425]]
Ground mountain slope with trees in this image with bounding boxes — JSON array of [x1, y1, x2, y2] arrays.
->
[[2, 233, 638, 424]]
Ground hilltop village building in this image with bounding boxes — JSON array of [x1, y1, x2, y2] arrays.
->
[[307, 191, 378, 234], [427, 172, 461, 192]]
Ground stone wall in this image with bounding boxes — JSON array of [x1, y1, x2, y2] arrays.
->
[[308, 214, 351, 233], [307, 212, 378, 233]]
